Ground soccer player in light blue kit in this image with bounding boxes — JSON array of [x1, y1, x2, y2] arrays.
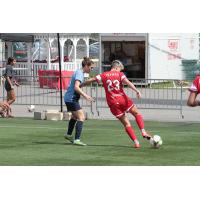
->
[[64, 57, 94, 146]]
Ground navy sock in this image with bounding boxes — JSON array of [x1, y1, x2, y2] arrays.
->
[[75, 121, 83, 140], [67, 118, 77, 135]]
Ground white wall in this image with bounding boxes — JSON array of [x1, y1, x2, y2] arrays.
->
[[0, 40, 5, 68], [148, 33, 199, 79]]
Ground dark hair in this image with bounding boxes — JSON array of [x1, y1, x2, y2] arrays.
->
[[7, 57, 16, 65], [82, 57, 94, 68]]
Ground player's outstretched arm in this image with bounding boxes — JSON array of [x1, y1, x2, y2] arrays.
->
[[74, 80, 94, 102], [122, 78, 141, 98], [81, 77, 96, 87], [13, 80, 20, 87]]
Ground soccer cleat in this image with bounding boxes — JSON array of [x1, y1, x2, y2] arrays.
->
[[64, 134, 74, 143], [134, 143, 141, 148], [142, 132, 152, 140], [73, 139, 87, 146]]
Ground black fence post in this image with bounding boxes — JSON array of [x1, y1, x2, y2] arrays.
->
[[57, 33, 63, 112]]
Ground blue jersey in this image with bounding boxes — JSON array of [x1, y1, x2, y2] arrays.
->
[[64, 69, 84, 102]]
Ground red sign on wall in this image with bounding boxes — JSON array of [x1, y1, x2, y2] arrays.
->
[[168, 39, 180, 60], [168, 39, 179, 52]]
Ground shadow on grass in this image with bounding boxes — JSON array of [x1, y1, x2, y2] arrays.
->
[[87, 144, 133, 148], [32, 141, 132, 148], [32, 141, 72, 145]]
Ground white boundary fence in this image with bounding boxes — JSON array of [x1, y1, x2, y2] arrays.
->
[[93, 79, 185, 118], [0, 75, 186, 118]]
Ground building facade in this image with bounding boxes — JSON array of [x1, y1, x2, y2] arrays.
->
[[0, 33, 199, 80]]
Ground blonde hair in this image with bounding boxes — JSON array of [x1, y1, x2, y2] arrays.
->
[[111, 60, 124, 70]]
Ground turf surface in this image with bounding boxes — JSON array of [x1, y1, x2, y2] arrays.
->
[[0, 118, 200, 165]]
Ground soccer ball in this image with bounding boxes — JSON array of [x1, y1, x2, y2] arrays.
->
[[150, 135, 163, 148], [27, 105, 35, 112]]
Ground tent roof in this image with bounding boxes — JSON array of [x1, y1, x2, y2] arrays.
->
[[0, 33, 34, 42], [0, 33, 92, 43]]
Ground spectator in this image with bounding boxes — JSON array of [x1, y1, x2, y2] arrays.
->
[[3, 57, 20, 117]]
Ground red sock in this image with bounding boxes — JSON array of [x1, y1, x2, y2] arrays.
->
[[125, 126, 137, 141], [135, 114, 144, 130]]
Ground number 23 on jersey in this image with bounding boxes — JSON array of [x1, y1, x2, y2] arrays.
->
[[106, 79, 120, 92]]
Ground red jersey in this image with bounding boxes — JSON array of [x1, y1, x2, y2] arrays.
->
[[95, 71, 128, 106], [189, 76, 200, 94]]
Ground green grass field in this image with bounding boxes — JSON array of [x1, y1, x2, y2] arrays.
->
[[0, 118, 200, 166]]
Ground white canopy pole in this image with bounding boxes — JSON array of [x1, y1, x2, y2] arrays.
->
[[47, 38, 53, 70], [27, 43, 32, 80], [73, 38, 78, 69]]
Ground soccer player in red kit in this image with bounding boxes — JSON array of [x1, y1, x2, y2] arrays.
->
[[81, 60, 151, 148], [187, 75, 200, 107]]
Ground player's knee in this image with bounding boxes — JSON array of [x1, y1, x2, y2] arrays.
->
[[77, 115, 85, 121], [9, 95, 16, 102], [124, 121, 131, 127], [125, 124, 131, 128], [132, 110, 140, 116]]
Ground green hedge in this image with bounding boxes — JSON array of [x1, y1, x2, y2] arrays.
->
[[182, 59, 200, 80]]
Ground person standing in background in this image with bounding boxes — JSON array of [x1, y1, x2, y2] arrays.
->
[[3, 57, 20, 118]]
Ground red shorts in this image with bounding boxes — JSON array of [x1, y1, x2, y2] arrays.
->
[[109, 96, 134, 118]]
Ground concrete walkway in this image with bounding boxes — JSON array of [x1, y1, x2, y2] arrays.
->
[[8, 104, 200, 123]]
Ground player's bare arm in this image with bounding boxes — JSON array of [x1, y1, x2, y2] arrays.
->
[[81, 77, 96, 87], [74, 80, 94, 102], [122, 78, 141, 98], [13, 80, 20, 87]]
